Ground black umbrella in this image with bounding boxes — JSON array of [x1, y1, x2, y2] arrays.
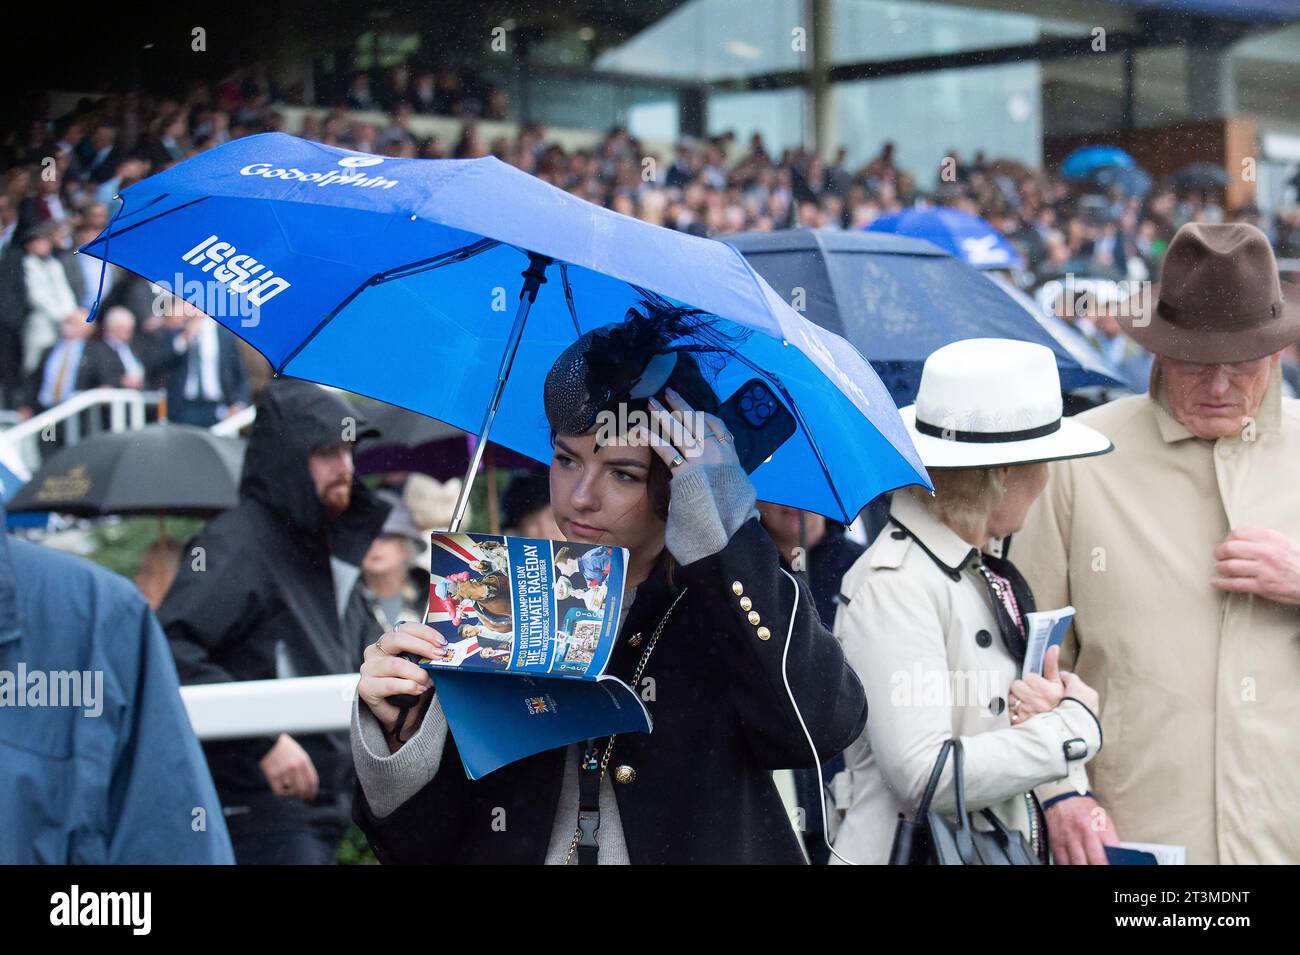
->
[[1171, 162, 1229, 191], [354, 401, 540, 481], [8, 423, 244, 518], [724, 229, 1121, 405]]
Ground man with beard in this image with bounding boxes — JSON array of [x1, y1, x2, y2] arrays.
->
[[160, 378, 389, 864]]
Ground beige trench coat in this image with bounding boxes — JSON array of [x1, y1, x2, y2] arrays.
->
[[828, 490, 1102, 865], [1015, 363, 1300, 864]]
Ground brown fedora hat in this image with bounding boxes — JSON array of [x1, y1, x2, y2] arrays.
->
[[1118, 222, 1300, 363]]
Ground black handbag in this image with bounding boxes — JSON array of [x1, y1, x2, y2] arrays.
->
[[889, 739, 1042, 865]]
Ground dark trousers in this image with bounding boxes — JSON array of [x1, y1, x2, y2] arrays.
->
[[228, 817, 344, 865], [169, 397, 223, 427], [222, 790, 348, 865]]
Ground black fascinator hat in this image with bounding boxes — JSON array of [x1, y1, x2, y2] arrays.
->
[[543, 295, 748, 437]]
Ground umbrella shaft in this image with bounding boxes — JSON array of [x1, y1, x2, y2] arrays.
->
[[448, 253, 552, 532]]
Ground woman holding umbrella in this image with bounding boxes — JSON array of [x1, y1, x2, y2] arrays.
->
[[350, 301, 868, 864]]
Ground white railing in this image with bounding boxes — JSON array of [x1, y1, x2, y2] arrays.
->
[[209, 403, 256, 437], [0, 388, 163, 471], [181, 674, 359, 740]]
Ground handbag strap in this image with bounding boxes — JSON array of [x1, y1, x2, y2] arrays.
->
[[913, 738, 954, 819], [912, 738, 977, 864], [950, 739, 976, 864]]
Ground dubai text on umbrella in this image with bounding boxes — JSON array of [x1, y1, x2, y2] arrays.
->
[[80, 133, 929, 527]]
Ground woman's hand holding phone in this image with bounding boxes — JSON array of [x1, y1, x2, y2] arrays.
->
[[637, 386, 741, 475]]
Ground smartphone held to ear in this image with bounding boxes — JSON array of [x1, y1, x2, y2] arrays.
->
[[714, 378, 796, 473]]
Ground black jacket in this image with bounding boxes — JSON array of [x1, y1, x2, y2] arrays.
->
[[354, 517, 868, 864], [23, 337, 131, 409], [149, 326, 252, 411], [159, 379, 389, 803]]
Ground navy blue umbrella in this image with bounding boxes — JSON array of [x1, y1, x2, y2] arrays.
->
[[724, 229, 1124, 406]]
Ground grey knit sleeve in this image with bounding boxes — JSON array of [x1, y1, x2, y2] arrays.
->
[[663, 461, 760, 566], [351, 693, 450, 819]]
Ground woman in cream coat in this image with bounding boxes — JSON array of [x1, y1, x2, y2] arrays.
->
[[830, 339, 1112, 865]]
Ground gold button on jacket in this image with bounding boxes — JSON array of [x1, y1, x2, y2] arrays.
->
[[614, 764, 636, 784]]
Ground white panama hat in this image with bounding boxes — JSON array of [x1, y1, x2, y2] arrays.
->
[[900, 338, 1113, 469]]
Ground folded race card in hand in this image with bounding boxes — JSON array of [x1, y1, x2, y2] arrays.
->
[[420, 533, 650, 779], [1021, 606, 1075, 678]]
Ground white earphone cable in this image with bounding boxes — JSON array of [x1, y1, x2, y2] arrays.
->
[[777, 565, 857, 866]]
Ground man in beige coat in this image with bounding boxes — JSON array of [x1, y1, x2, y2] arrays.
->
[[1016, 222, 1300, 864]]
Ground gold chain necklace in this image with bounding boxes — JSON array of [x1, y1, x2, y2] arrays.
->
[[563, 585, 689, 865]]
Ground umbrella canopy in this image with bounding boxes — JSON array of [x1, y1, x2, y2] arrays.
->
[[724, 229, 1125, 406], [79, 133, 928, 524], [1170, 162, 1229, 190], [7, 423, 244, 517], [1061, 145, 1136, 179], [985, 274, 1127, 385], [867, 206, 1023, 270], [354, 401, 540, 480], [1083, 163, 1152, 198]]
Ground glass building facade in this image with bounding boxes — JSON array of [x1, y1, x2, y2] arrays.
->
[[595, 0, 1044, 184]]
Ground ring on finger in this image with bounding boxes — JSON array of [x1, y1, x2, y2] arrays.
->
[[376, 633, 389, 654], [670, 453, 685, 468]]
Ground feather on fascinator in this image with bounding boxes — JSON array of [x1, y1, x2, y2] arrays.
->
[[543, 295, 748, 436]]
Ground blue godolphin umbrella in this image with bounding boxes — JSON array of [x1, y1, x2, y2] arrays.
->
[[80, 132, 929, 525], [868, 206, 1023, 270]]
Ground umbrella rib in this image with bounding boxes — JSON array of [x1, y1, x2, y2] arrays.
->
[[277, 238, 501, 373], [558, 262, 581, 336], [82, 195, 211, 245], [370, 237, 500, 285], [625, 283, 855, 523], [694, 325, 853, 524], [706, 252, 858, 524]]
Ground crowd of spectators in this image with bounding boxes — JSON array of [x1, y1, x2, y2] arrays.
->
[[4, 68, 1300, 418]]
